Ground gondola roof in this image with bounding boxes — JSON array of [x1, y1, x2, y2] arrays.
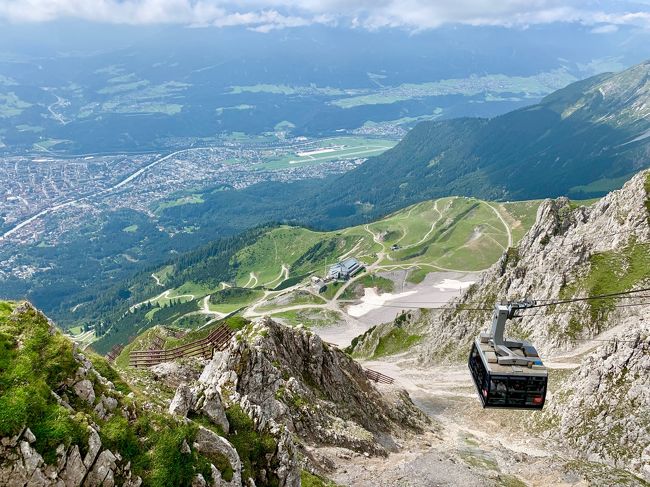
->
[[475, 339, 547, 377]]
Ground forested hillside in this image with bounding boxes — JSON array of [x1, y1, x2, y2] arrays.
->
[[74, 196, 539, 354], [303, 63, 650, 228]]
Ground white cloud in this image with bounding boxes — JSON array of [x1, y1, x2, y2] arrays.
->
[[591, 23, 619, 33], [0, 0, 648, 32]]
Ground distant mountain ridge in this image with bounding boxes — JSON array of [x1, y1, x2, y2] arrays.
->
[[304, 60, 650, 228]]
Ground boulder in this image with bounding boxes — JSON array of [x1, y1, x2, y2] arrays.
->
[[73, 379, 96, 405], [83, 427, 102, 469], [84, 450, 117, 487], [169, 383, 194, 417], [193, 426, 242, 487], [60, 445, 86, 486]]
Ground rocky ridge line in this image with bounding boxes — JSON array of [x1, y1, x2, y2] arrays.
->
[[168, 317, 430, 482]]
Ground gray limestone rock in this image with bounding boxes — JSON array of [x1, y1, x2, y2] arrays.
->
[[169, 383, 195, 417], [60, 445, 86, 487], [84, 450, 117, 487], [193, 426, 242, 487], [83, 427, 102, 469], [412, 169, 650, 480], [73, 379, 96, 405]]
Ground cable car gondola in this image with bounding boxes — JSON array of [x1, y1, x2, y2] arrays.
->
[[468, 300, 547, 410]]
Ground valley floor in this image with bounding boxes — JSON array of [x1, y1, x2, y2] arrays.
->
[[321, 344, 644, 486]]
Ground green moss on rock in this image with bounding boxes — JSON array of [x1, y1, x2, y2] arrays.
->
[[301, 470, 339, 487], [0, 303, 88, 462], [226, 404, 278, 485]]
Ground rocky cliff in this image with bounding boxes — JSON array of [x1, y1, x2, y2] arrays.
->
[[0, 302, 288, 487], [412, 169, 650, 479], [546, 319, 650, 480], [169, 318, 430, 482], [419, 169, 649, 360]]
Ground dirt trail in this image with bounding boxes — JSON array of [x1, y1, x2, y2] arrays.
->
[[129, 289, 196, 312], [243, 272, 258, 288], [485, 202, 512, 248], [400, 198, 444, 250], [263, 265, 288, 288], [324, 354, 589, 486]]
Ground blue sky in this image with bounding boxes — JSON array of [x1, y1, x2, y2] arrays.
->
[[0, 0, 649, 33]]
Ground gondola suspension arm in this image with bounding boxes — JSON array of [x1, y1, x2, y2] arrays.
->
[[480, 300, 538, 366]]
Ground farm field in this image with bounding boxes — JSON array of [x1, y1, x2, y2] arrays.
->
[[331, 70, 577, 108]]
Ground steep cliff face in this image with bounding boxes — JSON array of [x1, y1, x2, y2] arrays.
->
[[412, 169, 650, 479], [169, 318, 429, 482], [546, 320, 650, 479], [418, 169, 650, 361]]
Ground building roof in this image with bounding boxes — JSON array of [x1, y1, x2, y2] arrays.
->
[[340, 257, 360, 272]]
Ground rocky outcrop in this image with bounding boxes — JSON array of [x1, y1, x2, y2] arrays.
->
[[345, 309, 426, 359], [0, 303, 140, 486], [418, 169, 650, 361], [0, 426, 141, 487], [222, 319, 425, 451], [413, 169, 650, 479], [169, 380, 230, 434], [169, 318, 429, 485], [151, 357, 207, 389], [193, 427, 242, 487], [544, 319, 650, 479]]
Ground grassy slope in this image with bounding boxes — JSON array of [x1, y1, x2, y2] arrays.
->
[[256, 291, 326, 312], [157, 196, 539, 301], [0, 302, 288, 486], [208, 288, 264, 313], [94, 196, 540, 353], [227, 196, 537, 286], [159, 196, 536, 304], [271, 309, 343, 329], [0, 301, 223, 485]]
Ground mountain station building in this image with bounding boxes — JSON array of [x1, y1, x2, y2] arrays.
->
[[327, 257, 363, 280]]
